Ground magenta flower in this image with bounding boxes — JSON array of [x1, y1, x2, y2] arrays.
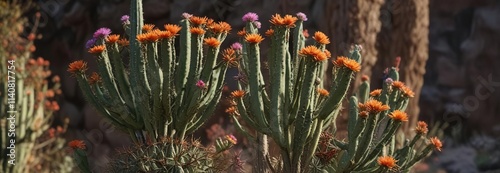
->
[[296, 12, 308, 21], [242, 12, 258, 22], [253, 21, 261, 29], [182, 12, 193, 19], [93, 27, 111, 38], [85, 38, 97, 49], [230, 42, 242, 51], [385, 78, 393, 84], [196, 80, 206, 89], [121, 15, 129, 24]]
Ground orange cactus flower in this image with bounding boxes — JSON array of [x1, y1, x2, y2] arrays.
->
[[117, 38, 129, 46], [208, 22, 231, 33], [415, 121, 428, 134], [392, 81, 405, 89], [88, 72, 101, 85], [164, 24, 182, 35], [324, 50, 331, 58], [190, 27, 206, 35], [377, 156, 397, 169], [313, 31, 330, 45], [245, 33, 264, 44], [222, 48, 238, 67], [105, 34, 120, 44], [265, 29, 274, 37], [136, 33, 149, 43], [299, 46, 327, 62], [67, 60, 87, 74], [157, 30, 175, 39], [369, 89, 382, 97], [204, 37, 221, 48], [237, 28, 246, 37], [333, 56, 361, 72], [142, 24, 155, 32], [68, 140, 86, 150], [317, 88, 330, 97], [270, 14, 297, 27], [88, 45, 106, 54], [359, 111, 369, 118], [189, 16, 208, 26], [430, 137, 443, 151], [225, 106, 238, 115], [401, 86, 415, 98], [361, 75, 370, 81], [359, 99, 390, 114], [388, 110, 409, 122], [231, 90, 246, 98]]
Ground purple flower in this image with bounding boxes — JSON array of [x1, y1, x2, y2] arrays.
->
[[242, 12, 258, 22], [253, 21, 261, 29], [385, 78, 393, 84], [85, 38, 97, 49], [230, 42, 242, 51], [182, 13, 193, 19], [196, 80, 206, 89], [121, 15, 129, 24], [296, 12, 308, 21], [93, 27, 111, 38]]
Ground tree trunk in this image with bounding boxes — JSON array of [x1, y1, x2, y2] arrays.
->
[[388, 0, 429, 135], [321, 0, 385, 88]]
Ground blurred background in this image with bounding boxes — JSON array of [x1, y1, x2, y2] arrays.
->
[[3, 0, 500, 172]]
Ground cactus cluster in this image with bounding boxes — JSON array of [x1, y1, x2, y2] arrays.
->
[[104, 137, 238, 172], [0, 1, 73, 172], [68, 0, 441, 172], [228, 12, 442, 173], [68, 0, 232, 143]]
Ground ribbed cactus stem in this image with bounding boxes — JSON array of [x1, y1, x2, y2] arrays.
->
[[246, 42, 268, 129], [269, 27, 288, 148]]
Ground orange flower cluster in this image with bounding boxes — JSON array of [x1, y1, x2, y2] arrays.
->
[[377, 156, 397, 169], [204, 37, 220, 48], [317, 88, 330, 97], [208, 21, 231, 33], [313, 31, 330, 45], [299, 46, 327, 62], [68, 140, 86, 150], [105, 34, 120, 44], [231, 90, 246, 98], [117, 38, 129, 46], [415, 121, 428, 134], [88, 72, 101, 85], [391, 81, 415, 98], [225, 106, 238, 116], [358, 99, 390, 114], [137, 30, 160, 43], [388, 110, 409, 122], [142, 24, 155, 32], [164, 24, 182, 35], [237, 28, 246, 37], [269, 14, 298, 27], [430, 137, 443, 151], [189, 16, 208, 26], [324, 50, 331, 58], [369, 89, 382, 97], [265, 29, 274, 37], [245, 33, 264, 44], [88, 45, 106, 54], [190, 27, 206, 35], [67, 60, 88, 74], [332, 56, 361, 72], [222, 48, 238, 67]]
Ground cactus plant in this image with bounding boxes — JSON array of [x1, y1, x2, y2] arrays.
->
[[228, 12, 442, 173], [68, 0, 232, 142], [105, 136, 238, 172], [0, 1, 73, 172]]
